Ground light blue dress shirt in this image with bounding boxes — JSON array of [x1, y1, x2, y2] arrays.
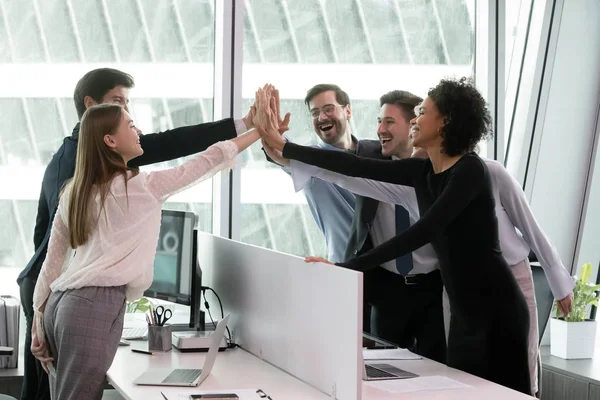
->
[[285, 141, 356, 263]]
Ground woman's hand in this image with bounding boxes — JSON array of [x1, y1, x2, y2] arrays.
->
[[304, 256, 334, 265], [31, 317, 54, 374], [556, 292, 573, 318]]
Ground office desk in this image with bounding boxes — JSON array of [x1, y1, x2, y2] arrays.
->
[[108, 341, 534, 400], [362, 358, 535, 399], [107, 344, 330, 400]]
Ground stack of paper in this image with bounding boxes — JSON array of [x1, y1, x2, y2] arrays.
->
[[363, 348, 422, 360], [367, 375, 472, 394], [0, 295, 20, 368]]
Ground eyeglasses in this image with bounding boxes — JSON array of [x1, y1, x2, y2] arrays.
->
[[309, 104, 345, 119]]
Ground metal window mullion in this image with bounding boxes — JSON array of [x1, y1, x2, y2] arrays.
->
[[571, 100, 600, 276], [213, 0, 240, 238], [474, 0, 503, 161]]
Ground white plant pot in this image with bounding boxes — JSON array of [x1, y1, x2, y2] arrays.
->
[[550, 318, 597, 359]]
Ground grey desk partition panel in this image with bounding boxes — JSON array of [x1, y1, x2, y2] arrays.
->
[[197, 232, 363, 400]]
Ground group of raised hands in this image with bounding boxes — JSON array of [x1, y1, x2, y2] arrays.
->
[[246, 84, 292, 156]]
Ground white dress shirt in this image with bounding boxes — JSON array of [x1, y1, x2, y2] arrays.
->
[[290, 158, 574, 299]]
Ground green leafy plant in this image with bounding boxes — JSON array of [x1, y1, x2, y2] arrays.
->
[[554, 263, 600, 322], [126, 297, 152, 313]]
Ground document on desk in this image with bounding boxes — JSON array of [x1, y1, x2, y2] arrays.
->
[[162, 388, 264, 399], [363, 348, 422, 360], [367, 376, 471, 394]]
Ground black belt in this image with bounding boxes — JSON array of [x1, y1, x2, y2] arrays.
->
[[402, 269, 440, 286]]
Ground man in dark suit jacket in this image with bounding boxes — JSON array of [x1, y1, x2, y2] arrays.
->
[[17, 68, 251, 400]]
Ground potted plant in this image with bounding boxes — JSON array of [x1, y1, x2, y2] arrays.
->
[[550, 262, 600, 359], [126, 296, 152, 314]]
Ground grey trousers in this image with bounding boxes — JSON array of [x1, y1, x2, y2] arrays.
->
[[43, 286, 126, 400]]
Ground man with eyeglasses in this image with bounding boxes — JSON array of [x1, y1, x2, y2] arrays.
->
[[263, 84, 358, 266]]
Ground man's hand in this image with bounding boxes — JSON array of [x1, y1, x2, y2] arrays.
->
[[304, 256, 334, 265], [254, 86, 287, 151], [556, 292, 573, 318], [271, 88, 291, 135], [262, 139, 290, 166]]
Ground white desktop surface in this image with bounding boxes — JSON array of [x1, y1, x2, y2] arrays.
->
[[108, 342, 534, 400], [362, 359, 535, 399], [106, 344, 330, 400]]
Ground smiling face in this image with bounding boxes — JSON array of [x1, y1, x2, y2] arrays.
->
[[308, 90, 351, 145], [103, 109, 143, 163], [409, 97, 446, 150], [377, 103, 412, 157]]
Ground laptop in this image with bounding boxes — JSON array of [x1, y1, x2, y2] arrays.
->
[[362, 332, 398, 350], [362, 353, 418, 381], [133, 314, 230, 387]]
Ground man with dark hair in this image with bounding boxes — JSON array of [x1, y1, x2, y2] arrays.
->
[[266, 84, 357, 264], [18, 67, 254, 400], [264, 90, 446, 363]]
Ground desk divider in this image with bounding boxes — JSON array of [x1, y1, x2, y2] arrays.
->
[[197, 232, 362, 400]]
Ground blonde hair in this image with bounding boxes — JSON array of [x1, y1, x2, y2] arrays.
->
[[66, 103, 138, 248]]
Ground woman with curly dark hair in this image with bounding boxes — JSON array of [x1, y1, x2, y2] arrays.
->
[[254, 78, 531, 394]]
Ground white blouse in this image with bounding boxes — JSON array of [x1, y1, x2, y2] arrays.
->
[[33, 141, 239, 337]]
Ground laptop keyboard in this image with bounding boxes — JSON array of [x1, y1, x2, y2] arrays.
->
[[122, 327, 148, 339], [162, 369, 202, 384], [366, 364, 397, 379]]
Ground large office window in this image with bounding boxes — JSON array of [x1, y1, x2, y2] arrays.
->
[[238, 0, 476, 258], [0, 0, 216, 296]]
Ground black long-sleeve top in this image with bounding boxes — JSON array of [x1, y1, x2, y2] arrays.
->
[[283, 142, 520, 316]]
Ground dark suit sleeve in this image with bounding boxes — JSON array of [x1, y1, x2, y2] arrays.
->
[[129, 118, 237, 167], [282, 142, 423, 187], [33, 187, 49, 250]]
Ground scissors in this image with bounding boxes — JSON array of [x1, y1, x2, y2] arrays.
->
[[154, 306, 172, 326]]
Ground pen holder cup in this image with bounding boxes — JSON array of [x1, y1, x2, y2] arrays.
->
[[148, 324, 172, 352]]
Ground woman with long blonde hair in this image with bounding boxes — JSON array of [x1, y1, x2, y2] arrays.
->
[[30, 101, 261, 400]]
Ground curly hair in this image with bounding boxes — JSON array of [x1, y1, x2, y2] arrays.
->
[[427, 77, 494, 156]]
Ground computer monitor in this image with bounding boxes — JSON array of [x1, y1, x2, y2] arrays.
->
[[144, 210, 197, 306]]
